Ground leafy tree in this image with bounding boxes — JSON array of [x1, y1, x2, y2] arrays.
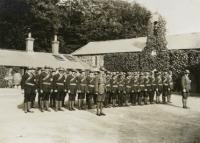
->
[[0, 0, 151, 53]]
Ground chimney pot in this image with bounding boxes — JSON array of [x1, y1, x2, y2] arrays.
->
[[26, 32, 34, 52], [52, 35, 59, 55]]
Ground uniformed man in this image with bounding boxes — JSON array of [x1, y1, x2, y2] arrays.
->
[[117, 73, 125, 107], [155, 71, 162, 104], [86, 70, 96, 109], [21, 67, 36, 113], [167, 70, 173, 103], [138, 72, 145, 105], [162, 72, 169, 104], [53, 68, 66, 111], [181, 70, 191, 109], [144, 72, 150, 105], [125, 72, 132, 106], [77, 69, 87, 110], [104, 71, 112, 108], [66, 69, 78, 111], [50, 68, 58, 108], [149, 71, 156, 104], [39, 66, 53, 112], [96, 67, 106, 116], [111, 72, 118, 107], [130, 72, 139, 105], [31, 67, 41, 108]]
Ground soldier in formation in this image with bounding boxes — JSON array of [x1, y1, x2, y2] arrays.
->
[[21, 67, 177, 115]]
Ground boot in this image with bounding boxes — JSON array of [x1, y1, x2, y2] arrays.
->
[[45, 101, 51, 112], [40, 100, 44, 112], [55, 101, 59, 111], [24, 102, 28, 113], [59, 101, 64, 111], [27, 102, 34, 113], [72, 101, 75, 110]]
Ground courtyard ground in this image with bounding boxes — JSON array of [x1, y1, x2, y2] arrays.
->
[[0, 89, 200, 143]]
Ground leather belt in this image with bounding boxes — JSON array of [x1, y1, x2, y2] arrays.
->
[[70, 83, 76, 86], [89, 85, 94, 87], [25, 83, 35, 86], [42, 82, 51, 85], [140, 85, 145, 87], [119, 84, 124, 86], [126, 86, 131, 88], [56, 83, 64, 85], [113, 85, 118, 87], [81, 84, 86, 86]]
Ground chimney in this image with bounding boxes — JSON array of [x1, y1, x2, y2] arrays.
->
[[26, 32, 34, 52], [52, 35, 60, 55]]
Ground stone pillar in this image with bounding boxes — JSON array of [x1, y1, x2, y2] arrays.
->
[[26, 32, 34, 52], [52, 35, 60, 55]]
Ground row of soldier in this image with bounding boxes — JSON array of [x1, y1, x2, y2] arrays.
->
[[21, 67, 173, 114]]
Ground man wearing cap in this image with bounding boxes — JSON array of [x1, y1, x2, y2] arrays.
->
[[86, 70, 96, 109], [110, 73, 118, 107], [104, 71, 112, 108], [155, 71, 162, 104], [125, 72, 132, 106], [181, 70, 191, 109], [138, 72, 145, 105], [117, 73, 125, 106], [66, 69, 78, 110], [39, 67, 53, 112], [21, 67, 36, 113], [77, 69, 87, 110], [96, 67, 106, 116], [167, 70, 173, 103], [130, 72, 138, 105], [50, 68, 58, 108], [53, 68, 66, 111], [144, 72, 150, 105], [162, 72, 169, 104], [149, 71, 156, 104]]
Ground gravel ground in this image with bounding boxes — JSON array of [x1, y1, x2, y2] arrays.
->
[[0, 89, 200, 143]]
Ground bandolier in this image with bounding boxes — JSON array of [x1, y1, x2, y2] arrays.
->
[[162, 72, 169, 104], [149, 72, 156, 104], [167, 71, 173, 103], [117, 73, 125, 106], [104, 72, 112, 107], [21, 67, 36, 113], [66, 70, 78, 111], [138, 73, 145, 105], [155, 72, 162, 103], [53, 68, 65, 111], [39, 67, 53, 112], [77, 70, 87, 110], [111, 73, 118, 107], [125, 73, 132, 106], [130, 73, 138, 105], [144, 72, 150, 105], [86, 71, 95, 109]]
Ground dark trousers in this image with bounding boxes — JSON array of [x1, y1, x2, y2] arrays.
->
[[104, 92, 111, 107], [138, 91, 144, 105], [93, 93, 97, 105], [130, 92, 138, 105], [149, 90, 155, 103], [162, 86, 169, 103], [50, 92, 56, 107], [86, 93, 93, 109]]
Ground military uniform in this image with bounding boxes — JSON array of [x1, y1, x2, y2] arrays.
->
[[104, 72, 112, 107], [155, 72, 162, 103], [131, 73, 139, 105], [138, 73, 145, 105], [149, 72, 156, 104], [111, 74, 118, 107], [66, 70, 78, 110], [86, 72, 95, 109], [162, 72, 169, 104], [77, 70, 87, 109], [117, 74, 125, 106], [181, 70, 191, 108], [39, 68, 53, 112], [53, 68, 66, 111], [144, 73, 150, 105], [125, 73, 132, 106], [167, 71, 173, 103], [21, 68, 36, 113]]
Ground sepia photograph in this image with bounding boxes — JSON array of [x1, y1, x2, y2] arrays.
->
[[0, 0, 200, 143]]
